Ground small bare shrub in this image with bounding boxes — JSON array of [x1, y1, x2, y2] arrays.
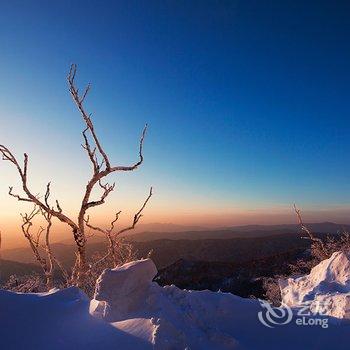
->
[[264, 206, 350, 303], [262, 276, 284, 306], [293, 205, 350, 271], [2, 274, 46, 293], [83, 239, 138, 297]]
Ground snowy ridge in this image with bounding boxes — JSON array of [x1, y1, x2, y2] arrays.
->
[[91, 258, 350, 349], [280, 251, 350, 319], [2, 256, 350, 349]]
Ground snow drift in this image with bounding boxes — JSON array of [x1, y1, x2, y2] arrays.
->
[[280, 251, 350, 319], [90, 258, 350, 349], [94, 258, 158, 321], [2, 256, 350, 349], [0, 286, 149, 350]]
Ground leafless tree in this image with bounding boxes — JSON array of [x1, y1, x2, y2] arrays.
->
[[19, 205, 68, 289], [293, 204, 329, 260], [293, 204, 350, 264], [0, 64, 151, 287], [85, 187, 153, 268]]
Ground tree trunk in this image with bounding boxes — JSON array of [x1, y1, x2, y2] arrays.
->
[[74, 238, 87, 287], [45, 273, 53, 290]]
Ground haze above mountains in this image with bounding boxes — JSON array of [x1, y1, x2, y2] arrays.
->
[[124, 221, 349, 242]]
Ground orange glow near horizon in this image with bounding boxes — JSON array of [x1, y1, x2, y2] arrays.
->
[[2, 196, 350, 249], [1, 109, 350, 250], [1, 129, 350, 249]]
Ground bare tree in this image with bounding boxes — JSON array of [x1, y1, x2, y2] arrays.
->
[[0, 64, 151, 287], [85, 187, 153, 268], [293, 204, 329, 260], [19, 205, 68, 289], [293, 205, 350, 260]]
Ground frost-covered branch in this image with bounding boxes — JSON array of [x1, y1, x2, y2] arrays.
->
[[0, 64, 150, 288], [293, 204, 328, 259], [85, 187, 152, 268]]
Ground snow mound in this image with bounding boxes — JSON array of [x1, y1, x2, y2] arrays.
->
[[95, 259, 158, 300], [92, 258, 242, 348], [2, 256, 350, 349], [280, 251, 350, 319], [0, 286, 150, 349], [92, 257, 350, 349], [94, 258, 157, 321]]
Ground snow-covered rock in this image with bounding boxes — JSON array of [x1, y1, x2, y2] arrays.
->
[[93, 258, 243, 348], [95, 259, 158, 300], [93, 259, 157, 321], [92, 257, 350, 349], [280, 251, 350, 319]]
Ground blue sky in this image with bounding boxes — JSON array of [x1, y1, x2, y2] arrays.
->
[[0, 0, 350, 230]]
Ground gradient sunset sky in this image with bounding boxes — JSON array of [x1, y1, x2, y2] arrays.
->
[[1, 1, 350, 246]]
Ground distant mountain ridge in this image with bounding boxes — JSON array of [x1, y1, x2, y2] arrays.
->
[[1, 231, 331, 270], [57, 221, 349, 245], [223, 222, 348, 233], [2, 222, 347, 272], [0, 259, 41, 282], [127, 221, 349, 242], [133, 223, 206, 232]]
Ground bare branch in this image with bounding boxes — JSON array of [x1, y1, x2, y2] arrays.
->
[[82, 127, 98, 174], [84, 215, 106, 235], [85, 180, 116, 210], [1, 64, 150, 287], [109, 124, 147, 172], [0, 147, 78, 231], [44, 182, 51, 208], [109, 211, 121, 233], [56, 200, 63, 213], [20, 206, 47, 269], [115, 187, 153, 237], [81, 83, 91, 104], [9, 186, 32, 202], [293, 204, 328, 257], [68, 64, 111, 169], [33, 226, 44, 248], [293, 204, 315, 241]]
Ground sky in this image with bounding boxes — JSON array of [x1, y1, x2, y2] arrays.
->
[[0, 1, 350, 246]]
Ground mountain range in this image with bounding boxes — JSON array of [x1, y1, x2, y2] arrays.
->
[[1, 221, 346, 283]]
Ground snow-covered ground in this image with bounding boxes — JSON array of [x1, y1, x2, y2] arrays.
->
[[280, 251, 350, 319], [2, 256, 350, 349]]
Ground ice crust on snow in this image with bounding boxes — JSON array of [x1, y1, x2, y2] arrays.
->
[[280, 251, 350, 319]]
